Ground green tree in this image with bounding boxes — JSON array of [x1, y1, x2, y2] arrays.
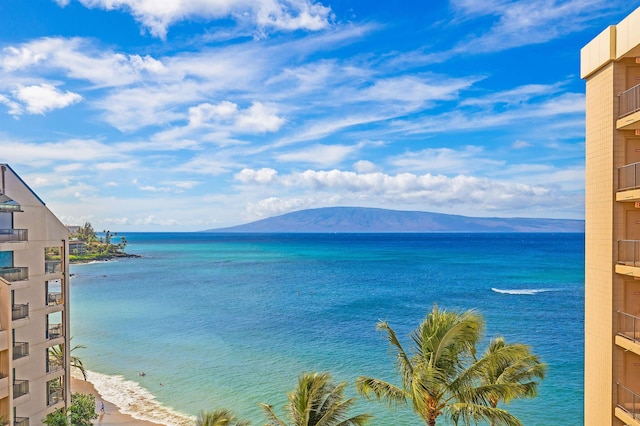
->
[[43, 409, 67, 426], [74, 222, 96, 243], [261, 371, 372, 426], [69, 392, 98, 426], [195, 409, 250, 426], [356, 306, 526, 426], [50, 340, 87, 380], [475, 337, 546, 426], [43, 393, 98, 426]]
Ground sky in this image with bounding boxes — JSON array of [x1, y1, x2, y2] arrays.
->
[[1, 0, 639, 231]]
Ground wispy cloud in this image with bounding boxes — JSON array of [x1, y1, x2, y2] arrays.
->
[[61, 0, 334, 39]]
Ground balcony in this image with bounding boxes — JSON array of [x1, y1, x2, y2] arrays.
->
[[0, 267, 28, 283], [13, 418, 28, 426], [12, 379, 28, 399], [616, 383, 640, 426], [616, 240, 640, 277], [47, 292, 63, 307], [618, 83, 640, 130], [44, 260, 62, 275], [12, 342, 28, 360], [616, 311, 640, 355], [47, 324, 62, 340], [0, 229, 27, 243], [11, 304, 28, 321], [46, 357, 63, 374], [47, 387, 63, 406], [618, 163, 640, 201]]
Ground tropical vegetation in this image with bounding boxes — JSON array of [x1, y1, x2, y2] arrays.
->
[[261, 371, 373, 426], [195, 409, 250, 426], [355, 305, 545, 426], [69, 221, 131, 263], [43, 392, 98, 426], [50, 339, 88, 380]]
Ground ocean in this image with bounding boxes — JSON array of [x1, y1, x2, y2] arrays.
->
[[69, 232, 585, 425]]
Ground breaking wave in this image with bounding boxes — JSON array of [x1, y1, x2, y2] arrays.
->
[[85, 370, 194, 426], [491, 288, 557, 295]]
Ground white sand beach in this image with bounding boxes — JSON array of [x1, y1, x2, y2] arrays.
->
[[71, 371, 194, 426]]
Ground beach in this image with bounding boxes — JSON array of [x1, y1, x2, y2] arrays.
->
[[71, 378, 163, 425], [70, 372, 194, 426]]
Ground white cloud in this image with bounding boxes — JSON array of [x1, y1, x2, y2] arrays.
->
[[71, 0, 333, 39], [353, 160, 378, 173], [0, 94, 22, 115], [188, 101, 285, 133], [275, 144, 356, 166], [246, 196, 316, 217], [235, 168, 278, 184], [389, 146, 504, 174], [233, 167, 582, 219], [12, 83, 82, 115], [450, 0, 620, 53], [512, 140, 532, 149]]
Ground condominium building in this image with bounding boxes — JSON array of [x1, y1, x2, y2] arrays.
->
[[0, 164, 70, 425], [582, 6, 640, 426]]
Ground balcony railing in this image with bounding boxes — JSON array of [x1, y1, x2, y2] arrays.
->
[[11, 304, 28, 321], [619, 163, 640, 192], [45, 260, 62, 274], [620, 84, 640, 119], [47, 387, 63, 406], [618, 240, 640, 267], [13, 342, 29, 360], [47, 357, 63, 374], [47, 292, 63, 306], [13, 379, 28, 399], [0, 229, 27, 243], [0, 267, 28, 282], [14, 417, 28, 426], [618, 383, 640, 421], [47, 324, 62, 340], [618, 311, 640, 343]]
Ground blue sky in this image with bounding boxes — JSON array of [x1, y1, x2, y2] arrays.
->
[[1, 0, 638, 231]]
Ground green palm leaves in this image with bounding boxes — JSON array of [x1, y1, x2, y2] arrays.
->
[[261, 372, 373, 426], [195, 409, 250, 426], [356, 306, 545, 426]]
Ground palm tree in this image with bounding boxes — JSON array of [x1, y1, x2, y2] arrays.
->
[[261, 371, 372, 426], [195, 409, 250, 426], [50, 340, 87, 380], [475, 337, 546, 426], [356, 306, 524, 426]]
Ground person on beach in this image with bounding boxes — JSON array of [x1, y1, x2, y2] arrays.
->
[[100, 400, 105, 413]]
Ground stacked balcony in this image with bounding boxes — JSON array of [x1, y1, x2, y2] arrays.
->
[[12, 380, 28, 399], [618, 83, 640, 130], [0, 229, 27, 243], [11, 304, 28, 322], [12, 342, 28, 361], [13, 417, 28, 426], [0, 267, 27, 283], [616, 383, 640, 425]]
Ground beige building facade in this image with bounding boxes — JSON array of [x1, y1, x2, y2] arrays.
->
[[0, 164, 70, 425], [582, 6, 640, 426]]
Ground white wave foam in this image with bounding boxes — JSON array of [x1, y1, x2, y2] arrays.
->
[[491, 288, 556, 295], [85, 370, 195, 426]]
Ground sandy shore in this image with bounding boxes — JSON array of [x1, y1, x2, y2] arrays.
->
[[71, 378, 165, 426]]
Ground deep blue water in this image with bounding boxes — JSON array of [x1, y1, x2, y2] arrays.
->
[[70, 233, 584, 425]]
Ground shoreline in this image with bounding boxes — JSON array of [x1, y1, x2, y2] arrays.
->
[[71, 371, 194, 426]]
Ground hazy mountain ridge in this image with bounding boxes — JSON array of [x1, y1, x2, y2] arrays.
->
[[206, 207, 584, 233]]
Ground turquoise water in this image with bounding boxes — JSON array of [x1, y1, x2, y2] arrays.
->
[[70, 233, 584, 425]]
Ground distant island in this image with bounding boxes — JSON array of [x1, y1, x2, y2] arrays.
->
[[205, 207, 584, 233]]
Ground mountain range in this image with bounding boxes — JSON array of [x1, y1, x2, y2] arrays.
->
[[206, 207, 584, 233]]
